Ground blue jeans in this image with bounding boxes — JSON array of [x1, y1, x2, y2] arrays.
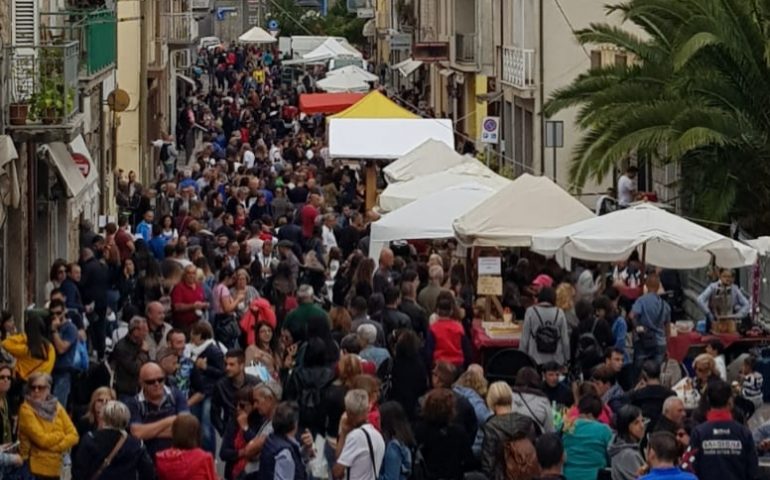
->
[[191, 396, 215, 454], [52, 372, 71, 409]]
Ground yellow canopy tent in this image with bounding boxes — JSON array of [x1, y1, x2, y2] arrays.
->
[[330, 90, 419, 119]]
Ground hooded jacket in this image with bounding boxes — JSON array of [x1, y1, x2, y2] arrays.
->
[[239, 298, 277, 345], [512, 389, 555, 433], [453, 385, 492, 457], [480, 412, 536, 480], [607, 435, 644, 480], [155, 447, 218, 480]]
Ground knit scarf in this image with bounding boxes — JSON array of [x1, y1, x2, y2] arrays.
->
[[26, 394, 58, 422], [190, 339, 215, 361]]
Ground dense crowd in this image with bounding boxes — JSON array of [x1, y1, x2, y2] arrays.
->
[[0, 41, 767, 480]]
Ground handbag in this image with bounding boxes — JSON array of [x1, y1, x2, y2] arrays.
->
[[90, 431, 127, 480]]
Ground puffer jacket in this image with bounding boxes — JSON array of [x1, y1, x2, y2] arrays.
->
[[480, 412, 536, 480], [19, 401, 79, 477], [453, 385, 492, 457], [2, 334, 55, 381], [607, 434, 644, 480], [511, 389, 555, 433], [155, 447, 218, 480]]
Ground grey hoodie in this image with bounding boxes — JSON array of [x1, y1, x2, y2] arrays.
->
[[607, 435, 645, 480], [511, 389, 555, 433]]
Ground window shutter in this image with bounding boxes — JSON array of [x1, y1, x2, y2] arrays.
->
[[12, 0, 38, 47]]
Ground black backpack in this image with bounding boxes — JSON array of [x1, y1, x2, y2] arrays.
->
[[533, 307, 561, 354], [298, 381, 325, 429], [212, 313, 241, 349], [576, 319, 603, 364], [159, 143, 171, 162]]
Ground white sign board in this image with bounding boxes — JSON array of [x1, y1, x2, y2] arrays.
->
[[481, 116, 500, 144], [478, 257, 502, 275], [390, 33, 412, 51], [357, 8, 374, 18]]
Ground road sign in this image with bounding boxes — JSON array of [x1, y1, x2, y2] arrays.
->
[[481, 116, 500, 144], [216, 7, 236, 21], [357, 8, 374, 18], [389, 33, 412, 51]]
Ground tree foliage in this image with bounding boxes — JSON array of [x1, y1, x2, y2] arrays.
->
[[544, 0, 770, 231], [268, 0, 367, 46]]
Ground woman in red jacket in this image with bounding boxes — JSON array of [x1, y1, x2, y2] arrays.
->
[[427, 291, 472, 369], [156, 414, 218, 480]]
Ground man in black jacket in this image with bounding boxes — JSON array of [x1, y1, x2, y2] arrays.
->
[[211, 349, 260, 435], [687, 380, 758, 480], [399, 272, 428, 340], [111, 317, 150, 399], [421, 361, 477, 451], [381, 285, 412, 344], [80, 247, 110, 360]]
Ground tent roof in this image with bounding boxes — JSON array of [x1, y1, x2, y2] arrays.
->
[[327, 65, 378, 82], [298, 93, 365, 115], [303, 38, 362, 62], [369, 183, 497, 259], [316, 75, 371, 93], [391, 58, 423, 77], [531, 203, 758, 269], [238, 27, 276, 44], [379, 159, 510, 212], [452, 173, 594, 247], [330, 91, 419, 119], [383, 139, 468, 183], [328, 118, 454, 159]]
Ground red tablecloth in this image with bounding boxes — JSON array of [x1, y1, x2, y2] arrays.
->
[[666, 332, 766, 362], [471, 319, 521, 351]]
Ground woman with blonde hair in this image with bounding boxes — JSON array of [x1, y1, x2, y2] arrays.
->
[[77, 386, 116, 438], [453, 364, 492, 458], [18, 372, 78, 479], [693, 353, 721, 393], [556, 282, 579, 331], [481, 381, 538, 480]]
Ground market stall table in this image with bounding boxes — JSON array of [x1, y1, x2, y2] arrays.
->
[[471, 319, 521, 365], [667, 331, 770, 362]]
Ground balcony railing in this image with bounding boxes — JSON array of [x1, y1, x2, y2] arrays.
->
[[40, 9, 117, 78], [455, 33, 477, 65], [150, 39, 169, 68], [162, 12, 199, 45], [502, 45, 535, 90], [5, 43, 80, 126]]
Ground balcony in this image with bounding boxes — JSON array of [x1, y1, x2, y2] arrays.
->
[[40, 9, 117, 79], [162, 12, 199, 47], [149, 39, 170, 70], [4, 43, 83, 141], [502, 46, 536, 90], [455, 33, 477, 65]]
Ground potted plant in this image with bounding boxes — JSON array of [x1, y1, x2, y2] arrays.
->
[[9, 63, 34, 125], [29, 76, 74, 124]]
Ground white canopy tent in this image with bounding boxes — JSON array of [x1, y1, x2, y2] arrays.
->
[[328, 118, 454, 159], [379, 160, 510, 212], [302, 38, 362, 63], [369, 183, 497, 260], [391, 58, 423, 77], [383, 139, 469, 183], [317, 75, 371, 93], [326, 65, 378, 82], [453, 173, 595, 247], [531, 203, 758, 269], [238, 27, 277, 44]]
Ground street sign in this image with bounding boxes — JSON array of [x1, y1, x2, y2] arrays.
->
[[481, 116, 500, 144], [268, 20, 279, 30], [545, 120, 564, 148], [389, 33, 412, 51], [216, 7, 236, 21], [357, 7, 374, 18]]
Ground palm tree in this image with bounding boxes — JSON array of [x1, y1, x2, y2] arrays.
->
[[545, 0, 770, 231]]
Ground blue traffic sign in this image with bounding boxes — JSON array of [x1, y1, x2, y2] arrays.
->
[[268, 20, 279, 30], [216, 7, 236, 21]]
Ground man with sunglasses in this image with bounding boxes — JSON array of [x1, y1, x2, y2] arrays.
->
[[127, 362, 189, 459], [48, 299, 79, 407]]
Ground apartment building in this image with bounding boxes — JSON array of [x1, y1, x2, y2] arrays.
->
[[0, 0, 117, 316]]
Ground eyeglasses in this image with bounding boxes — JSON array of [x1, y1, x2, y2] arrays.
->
[[143, 377, 165, 386], [0, 376, 11, 381], [29, 384, 48, 392]]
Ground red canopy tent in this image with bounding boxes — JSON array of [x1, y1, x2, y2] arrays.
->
[[299, 93, 365, 115]]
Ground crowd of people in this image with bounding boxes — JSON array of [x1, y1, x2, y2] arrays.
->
[[0, 41, 767, 480]]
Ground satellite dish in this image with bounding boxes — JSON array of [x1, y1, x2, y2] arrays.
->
[[107, 89, 130, 112]]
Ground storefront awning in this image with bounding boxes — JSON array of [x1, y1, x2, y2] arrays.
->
[[299, 93, 366, 114], [0, 136, 20, 227], [0, 136, 17, 171], [44, 135, 99, 218]]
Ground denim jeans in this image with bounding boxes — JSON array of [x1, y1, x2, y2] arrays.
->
[[52, 372, 71, 409], [191, 396, 216, 454]]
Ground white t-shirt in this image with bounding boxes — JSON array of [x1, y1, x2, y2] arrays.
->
[[337, 424, 385, 480], [322, 224, 338, 252], [617, 174, 636, 206], [243, 150, 256, 169]]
